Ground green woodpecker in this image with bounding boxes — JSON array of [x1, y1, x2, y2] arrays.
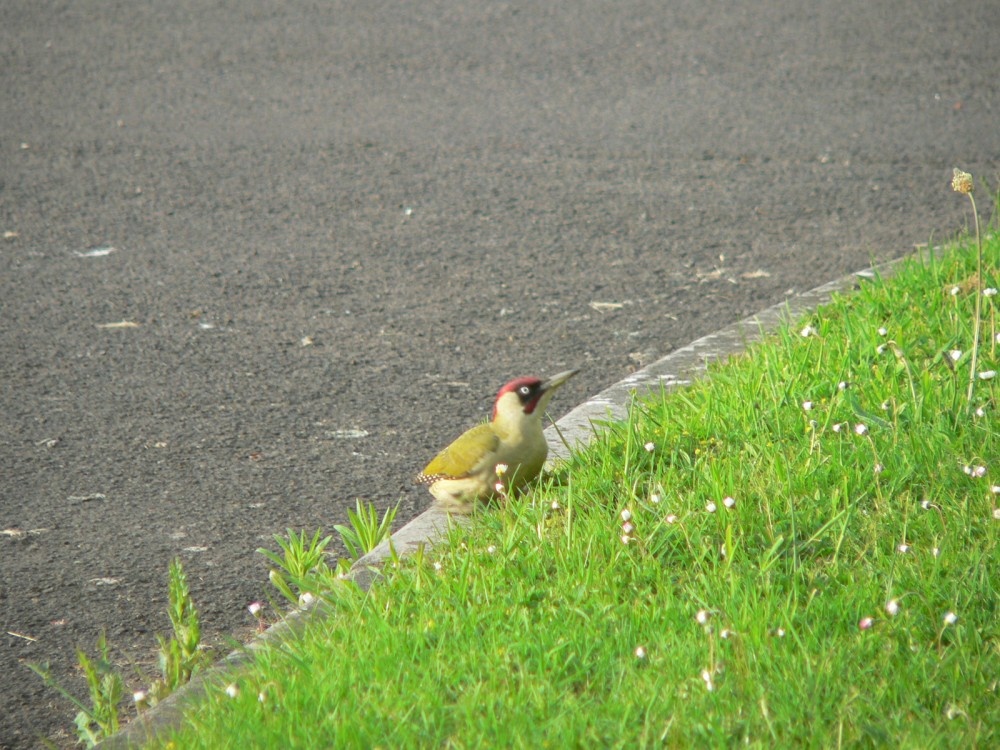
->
[[417, 369, 579, 512]]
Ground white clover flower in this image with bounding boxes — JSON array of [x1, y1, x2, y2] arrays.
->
[[858, 617, 874, 630], [706, 501, 718, 513], [854, 423, 868, 435], [885, 599, 900, 616], [644, 441, 655, 452], [949, 349, 963, 362], [701, 669, 715, 691], [723, 496, 736, 509], [878, 327, 888, 336], [978, 370, 996, 380], [897, 543, 910, 554], [634, 646, 647, 660], [225, 683, 239, 699], [943, 611, 958, 625], [696, 609, 710, 625], [802, 401, 813, 411], [620, 509, 632, 522]]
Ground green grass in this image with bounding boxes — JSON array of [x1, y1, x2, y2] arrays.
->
[[155, 236, 999, 749]]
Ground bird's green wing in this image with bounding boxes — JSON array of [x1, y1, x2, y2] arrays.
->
[[419, 423, 498, 480]]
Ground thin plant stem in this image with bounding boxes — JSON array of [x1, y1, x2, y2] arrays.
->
[[965, 191, 983, 410]]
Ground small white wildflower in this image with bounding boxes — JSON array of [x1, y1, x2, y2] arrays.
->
[[802, 400, 813, 411], [775, 628, 786, 637], [494, 463, 508, 476], [854, 423, 868, 435], [706, 501, 717, 513], [486, 545, 497, 554], [719, 543, 727, 558], [976, 407, 986, 417], [838, 381, 848, 391], [832, 422, 843, 433], [949, 349, 963, 362], [550, 499, 560, 510], [622, 521, 636, 535], [723, 496, 736, 509], [932, 547, 941, 557], [971, 465, 987, 478], [950, 286, 960, 296], [921, 499, 933, 510], [634, 646, 647, 660], [247, 601, 263, 617], [621, 534, 632, 545], [978, 370, 996, 380], [620, 509, 632, 522], [225, 683, 239, 699], [298, 591, 315, 606], [943, 611, 958, 625], [858, 617, 874, 630], [876, 344, 887, 354], [800, 325, 815, 337], [881, 400, 890, 410], [258, 691, 266, 704], [886, 599, 900, 616], [992, 508, 1000, 520], [133, 690, 147, 704], [696, 609, 711, 625], [433, 561, 443, 571], [984, 288, 998, 297], [650, 493, 661, 504], [701, 669, 715, 691], [878, 326, 888, 336], [665, 514, 679, 524], [897, 543, 910, 554], [996, 332, 1000, 344], [720, 628, 733, 639], [874, 463, 884, 474], [644, 441, 655, 452], [495, 482, 506, 493], [992, 486, 1000, 494]]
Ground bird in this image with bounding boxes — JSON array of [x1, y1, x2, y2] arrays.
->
[[417, 369, 579, 512]]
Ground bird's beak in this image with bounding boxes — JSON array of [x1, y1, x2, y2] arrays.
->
[[541, 369, 579, 392]]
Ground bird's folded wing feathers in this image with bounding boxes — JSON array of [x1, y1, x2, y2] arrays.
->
[[418, 423, 499, 482]]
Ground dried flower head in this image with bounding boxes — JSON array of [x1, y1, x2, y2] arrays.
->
[[951, 168, 973, 195]]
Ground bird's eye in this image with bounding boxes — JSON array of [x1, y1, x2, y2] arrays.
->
[[519, 386, 531, 396]]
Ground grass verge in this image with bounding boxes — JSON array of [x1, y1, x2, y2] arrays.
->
[[153, 235, 998, 749]]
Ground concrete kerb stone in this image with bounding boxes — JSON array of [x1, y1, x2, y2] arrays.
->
[[98, 256, 905, 748]]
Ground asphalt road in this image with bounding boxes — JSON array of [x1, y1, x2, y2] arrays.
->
[[2, 1, 997, 746]]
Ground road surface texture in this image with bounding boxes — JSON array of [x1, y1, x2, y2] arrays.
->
[[2, 1, 997, 746]]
